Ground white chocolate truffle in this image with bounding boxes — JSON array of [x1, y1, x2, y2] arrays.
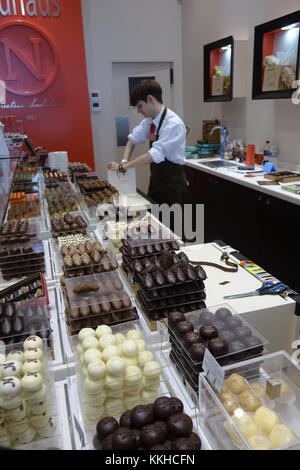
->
[[248, 434, 272, 450], [0, 377, 21, 397], [102, 345, 120, 363], [141, 389, 158, 405], [2, 360, 22, 378], [6, 350, 24, 363], [29, 410, 50, 429], [124, 383, 143, 396], [0, 434, 11, 448], [23, 348, 43, 362], [85, 404, 104, 422], [144, 361, 161, 379], [7, 417, 29, 435], [124, 366, 142, 385], [124, 357, 138, 367], [124, 393, 141, 410], [137, 351, 154, 369], [79, 328, 96, 343], [95, 325, 112, 339], [16, 426, 36, 444], [121, 340, 138, 358], [105, 397, 123, 416], [105, 389, 123, 399], [1, 394, 23, 410], [99, 334, 116, 351], [23, 383, 47, 403], [21, 372, 43, 392], [250, 383, 267, 399], [87, 391, 106, 407], [82, 336, 99, 352], [254, 406, 279, 434], [226, 374, 249, 395], [126, 329, 142, 341], [26, 398, 48, 415], [83, 348, 102, 365], [114, 333, 126, 346], [37, 417, 57, 438], [22, 359, 42, 375], [136, 339, 146, 352], [106, 357, 126, 376], [105, 374, 123, 390], [231, 410, 258, 440], [219, 392, 239, 415], [77, 344, 84, 356], [84, 377, 105, 395], [142, 376, 160, 388], [23, 336, 43, 350], [3, 403, 26, 420], [270, 424, 298, 448], [87, 360, 106, 381]]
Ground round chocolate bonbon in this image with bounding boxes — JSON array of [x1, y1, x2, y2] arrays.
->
[[215, 307, 232, 321], [226, 316, 243, 329], [112, 427, 136, 450], [167, 413, 193, 437], [183, 331, 202, 347], [219, 330, 235, 344], [130, 405, 154, 429], [140, 424, 166, 448], [175, 321, 194, 337], [189, 342, 206, 361], [153, 397, 175, 421], [96, 417, 119, 439], [234, 326, 252, 340], [169, 397, 184, 415], [208, 338, 228, 357], [168, 312, 186, 327], [119, 410, 132, 428], [199, 324, 218, 340]]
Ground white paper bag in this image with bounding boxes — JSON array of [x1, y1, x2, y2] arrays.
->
[[48, 151, 69, 173]]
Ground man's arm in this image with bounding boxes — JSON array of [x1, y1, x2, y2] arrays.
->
[[122, 140, 135, 162], [107, 153, 153, 171]]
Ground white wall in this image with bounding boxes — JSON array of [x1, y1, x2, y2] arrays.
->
[[182, 0, 300, 167], [81, 0, 183, 185]]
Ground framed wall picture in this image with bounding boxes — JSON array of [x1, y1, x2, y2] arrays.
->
[[204, 36, 234, 102]]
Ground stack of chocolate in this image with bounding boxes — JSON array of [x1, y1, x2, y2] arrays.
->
[[0, 240, 45, 280], [93, 397, 201, 450], [68, 162, 92, 182], [45, 185, 78, 217], [0, 273, 45, 303], [43, 169, 68, 186], [0, 299, 50, 345], [63, 272, 138, 333], [125, 249, 207, 321], [51, 214, 88, 238], [168, 308, 265, 394]]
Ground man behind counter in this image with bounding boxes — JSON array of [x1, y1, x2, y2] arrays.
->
[[107, 79, 187, 206]]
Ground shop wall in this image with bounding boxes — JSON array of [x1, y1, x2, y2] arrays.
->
[[182, 0, 300, 167], [81, 0, 183, 185]]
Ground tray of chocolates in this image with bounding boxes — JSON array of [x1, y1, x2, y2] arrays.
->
[[92, 397, 202, 450], [199, 351, 300, 450], [128, 251, 207, 290], [51, 213, 88, 239], [0, 337, 59, 448], [7, 195, 40, 220], [0, 240, 45, 280], [43, 169, 68, 185], [0, 273, 47, 304], [137, 287, 206, 312], [167, 306, 268, 387], [45, 184, 80, 218], [68, 162, 92, 182], [0, 297, 51, 345], [63, 271, 138, 333], [57, 235, 118, 278], [0, 219, 38, 242]]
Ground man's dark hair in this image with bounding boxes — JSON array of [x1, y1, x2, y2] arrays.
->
[[130, 79, 163, 106]]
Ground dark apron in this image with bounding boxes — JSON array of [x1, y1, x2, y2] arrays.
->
[[147, 107, 187, 206]]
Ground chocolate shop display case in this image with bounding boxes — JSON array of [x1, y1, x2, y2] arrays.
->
[[198, 351, 300, 450]]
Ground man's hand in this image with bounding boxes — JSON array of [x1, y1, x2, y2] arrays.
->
[[107, 161, 119, 171]]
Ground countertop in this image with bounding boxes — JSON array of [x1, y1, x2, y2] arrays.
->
[[185, 157, 300, 207]]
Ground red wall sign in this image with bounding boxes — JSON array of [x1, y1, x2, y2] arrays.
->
[[0, 0, 94, 169]]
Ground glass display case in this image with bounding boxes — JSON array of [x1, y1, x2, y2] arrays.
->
[[204, 36, 234, 102], [252, 10, 300, 99]]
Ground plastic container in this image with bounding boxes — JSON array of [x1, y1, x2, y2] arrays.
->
[[51, 212, 88, 239], [0, 239, 45, 280], [0, 273, 47, 303], [198, 351, 300, 450]]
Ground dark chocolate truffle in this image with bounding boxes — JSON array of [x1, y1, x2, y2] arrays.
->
[[153, 397, 175, 421], [96, 416, 119, 439], [112, 427, 136, 450], [189, 342, 206, 361], [173, 437, 195, 450], [199, 324, 218, 340], [219, 330, 235, 344], [212, 320, 226, 332], [130, 405, 154, 429], [119, 410, 131, 428], [226, 316, 243, 329], [199, 311, 215, 324], [243, 336, 263, 351], [140, 424, 166, 448], [170, 397, 184, 415], [167, 413, 193, 437], [175, 320, 194, 337], [208, 338, 228, 357], [229, 340, 245, 354], [215, 307, 232, 321], [234, 326, 252, 340], [102, 433, 114, 450], [183, 331, 202, 347], [189, 432, 202, 450], [93, 433, 103, 450]]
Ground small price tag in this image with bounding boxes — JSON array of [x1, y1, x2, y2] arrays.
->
[[203, 348, 225, 393]]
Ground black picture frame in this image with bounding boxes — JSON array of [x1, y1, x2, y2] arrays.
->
[[252, 10, 300, 100], [203, 36, 234, 102]]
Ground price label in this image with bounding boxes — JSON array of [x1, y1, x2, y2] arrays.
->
[[203, 348, 225, 393]]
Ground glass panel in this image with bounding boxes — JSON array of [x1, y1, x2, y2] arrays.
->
[[262, 23, 300, 92], [210, 45, 232, 96]]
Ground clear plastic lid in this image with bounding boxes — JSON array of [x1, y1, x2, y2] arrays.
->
[[0, 220, 39, 241], [0, 239, 44, 263], [168, 304, 268, 368], [0, 273, 46, 303], [138, 288, 206, 312]]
